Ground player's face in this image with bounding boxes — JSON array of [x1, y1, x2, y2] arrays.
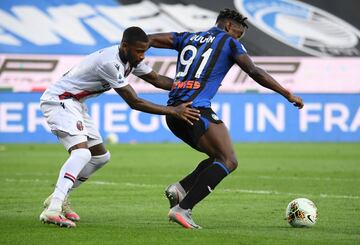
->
[[227, 21, 246, 40], [126, 41, 149, 67]]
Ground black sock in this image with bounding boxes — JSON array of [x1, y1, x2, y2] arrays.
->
[[179, 158, 214, 192], [179, 161, 229, 210]]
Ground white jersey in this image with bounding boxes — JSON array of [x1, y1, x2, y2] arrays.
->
[[40, 45, 152, 102]]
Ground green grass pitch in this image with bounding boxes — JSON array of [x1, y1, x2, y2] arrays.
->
[[0, 143, 359, 245]]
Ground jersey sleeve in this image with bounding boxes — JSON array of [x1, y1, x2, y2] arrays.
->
[[171, 32, 189, 51], [229, 38, 247, 59], [132, 61, 152, 76], [97, 62, 129, 89]]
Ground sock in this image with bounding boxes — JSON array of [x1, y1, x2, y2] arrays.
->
[[179, 161, 230, 210], [48, 148, 91, 211], [179, 158, 213, 192], [71, 151, 110, 189]]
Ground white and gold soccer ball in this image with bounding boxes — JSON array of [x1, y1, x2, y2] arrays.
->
[[106, 133, 119, 144], [286, 198, 318, 228]]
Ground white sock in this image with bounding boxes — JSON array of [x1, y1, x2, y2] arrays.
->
[[48, 148, 91, 211], [72, 151, 111, 189]]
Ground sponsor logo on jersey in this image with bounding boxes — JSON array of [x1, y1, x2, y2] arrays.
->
[[171, 80, 201, 90], [235, 0, 360, 56]]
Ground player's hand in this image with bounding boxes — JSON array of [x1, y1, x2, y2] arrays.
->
[[287, 94, 304, 109], [171, 101, 200, 125]]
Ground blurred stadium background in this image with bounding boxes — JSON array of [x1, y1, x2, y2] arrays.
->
[[0, 0, 359, 143]]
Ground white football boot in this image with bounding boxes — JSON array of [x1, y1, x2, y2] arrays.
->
[[43, 194, 80, 222], [40, 209, 76, 228]]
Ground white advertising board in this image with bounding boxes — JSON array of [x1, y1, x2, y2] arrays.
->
[[0, 54, 359, 93]]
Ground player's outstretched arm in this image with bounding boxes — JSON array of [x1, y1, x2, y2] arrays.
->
[[235, 54, 304, 109], [114, 85, 200, 124], [138, 71, 173, 91], [147, 33, 174, 49]]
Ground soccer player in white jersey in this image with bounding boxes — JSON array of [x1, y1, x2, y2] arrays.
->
[[39, 26, 200, 228]]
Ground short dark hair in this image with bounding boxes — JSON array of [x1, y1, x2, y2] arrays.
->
[[122, 26, 149, 44], [216, 8, 248, 28]]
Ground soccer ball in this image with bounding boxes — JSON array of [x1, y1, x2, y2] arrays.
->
[[106, 133, 119, 144], [285, 198, 318, 228]]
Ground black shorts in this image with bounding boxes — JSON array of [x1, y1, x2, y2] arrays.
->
[[166, 107, 223, 150]]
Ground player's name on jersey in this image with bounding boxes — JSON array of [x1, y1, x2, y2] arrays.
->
[[190, 35, 216, 44]]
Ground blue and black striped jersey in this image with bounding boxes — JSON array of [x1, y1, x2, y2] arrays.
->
[[168, 27, 247, 107]]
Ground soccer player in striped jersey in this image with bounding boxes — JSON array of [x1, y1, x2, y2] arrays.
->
[[148, 8, 304, 229], [39, 27, 200, 228]]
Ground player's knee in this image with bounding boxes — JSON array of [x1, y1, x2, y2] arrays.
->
[[229, 157, 238, 172], [101, 151, 111, 164], [91, 151, 111, 168], [215, 154, 238, 173], [71, 148, 92, 163], [224, 157, 238, 172]]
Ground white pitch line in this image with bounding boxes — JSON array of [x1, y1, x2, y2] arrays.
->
[[5, 178, 359, 200], [251, 175, 359, 182], [12, 172, 360, 182], [222, 188, 360, 200], [5, 178, 50, 183]]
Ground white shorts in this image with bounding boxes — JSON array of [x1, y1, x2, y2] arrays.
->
[[40, 99, 103, 150]]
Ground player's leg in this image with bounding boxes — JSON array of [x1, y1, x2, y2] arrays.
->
[[179, 122, 237, 210], [40, 100, 92, 227], [49, 142, 109, 222], [166, 112, 226, 228], [62, 108, 110, 220], [57, 143, 110, 222], [179, 157, 214, 192], [165, 108, 225, 209], [168, 116, 237, 229], [40, 138, 91, 227], [72, 108, 109, 190], [72, 142, 110, 189], [165, 158, 213, 208], [164, 114, 194, 208]]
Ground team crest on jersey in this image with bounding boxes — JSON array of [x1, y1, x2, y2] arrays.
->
[[235, 0, 360, 56], [76, 121, 84, 131]]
